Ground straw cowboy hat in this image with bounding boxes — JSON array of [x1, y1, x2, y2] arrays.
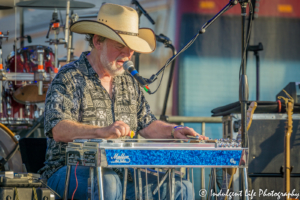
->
[[70, 3, 156, 54]]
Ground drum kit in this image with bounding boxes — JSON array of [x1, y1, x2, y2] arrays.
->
[[0, 1, 95, 172]]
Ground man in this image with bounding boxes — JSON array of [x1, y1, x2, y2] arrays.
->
[[39, 3, 207, 200]]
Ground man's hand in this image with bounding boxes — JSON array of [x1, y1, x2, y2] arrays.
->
[[100, 121, 132, 139], [173, 126, 208, 140]]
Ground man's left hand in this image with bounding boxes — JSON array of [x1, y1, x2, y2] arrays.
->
[[173, 126, 208, 140]]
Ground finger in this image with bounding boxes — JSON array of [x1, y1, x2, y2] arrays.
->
[[179, 127, 198, 137], [114, 121, 129, 135]]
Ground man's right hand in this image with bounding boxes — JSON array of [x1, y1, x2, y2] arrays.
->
[[100, 121, 131, 139]]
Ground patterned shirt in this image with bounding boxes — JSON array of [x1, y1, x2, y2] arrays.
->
[[38, 52, 156, 179]]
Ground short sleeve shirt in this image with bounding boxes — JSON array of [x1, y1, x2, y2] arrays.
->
[[38, 52, 156, 179]]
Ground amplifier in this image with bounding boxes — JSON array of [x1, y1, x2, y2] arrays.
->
[[0, 172, 55, 200], [223, 113, 300, 173]]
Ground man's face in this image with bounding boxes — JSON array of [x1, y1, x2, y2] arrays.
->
[[99, 38, 134, 77]]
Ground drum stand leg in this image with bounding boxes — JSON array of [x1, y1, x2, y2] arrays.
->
[[97, 167, 104, 200], [63, 165, 71, 200], [122, 168, 128, 200], [90, 167, 94, 200]]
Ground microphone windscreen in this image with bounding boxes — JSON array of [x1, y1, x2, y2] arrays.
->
[[123, 60, 134, 71]]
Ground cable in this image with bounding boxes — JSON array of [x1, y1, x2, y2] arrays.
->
[[71, 162, 79, 200], [148, 67, 165, 94]]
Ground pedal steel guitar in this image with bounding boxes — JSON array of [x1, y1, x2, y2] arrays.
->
[[64, 139, 248, 200]]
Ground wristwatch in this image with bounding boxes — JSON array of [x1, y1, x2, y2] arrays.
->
[[171, 125, 185, 138]]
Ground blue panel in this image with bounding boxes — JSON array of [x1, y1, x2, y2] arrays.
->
[[105, 149, 242, 166]]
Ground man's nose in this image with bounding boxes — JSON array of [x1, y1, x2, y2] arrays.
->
[[122, 46, 134, 58]]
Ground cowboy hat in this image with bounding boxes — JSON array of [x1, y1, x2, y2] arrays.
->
[[70, 3, 156, 54]]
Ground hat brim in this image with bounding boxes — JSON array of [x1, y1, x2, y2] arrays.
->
[[70, 20, 156, 54]]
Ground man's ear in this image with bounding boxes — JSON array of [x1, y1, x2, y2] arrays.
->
[[93, 35, 103, 50]]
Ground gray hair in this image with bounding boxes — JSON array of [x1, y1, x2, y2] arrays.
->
[[85, 34, 106, 48]]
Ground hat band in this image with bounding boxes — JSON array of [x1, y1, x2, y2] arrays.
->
[[115, 30, 138, 36]]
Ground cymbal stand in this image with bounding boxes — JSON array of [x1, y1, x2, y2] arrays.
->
[[67, 13, 78, 63], [46, 9, 62, 71], [0, 31, 9, 114]]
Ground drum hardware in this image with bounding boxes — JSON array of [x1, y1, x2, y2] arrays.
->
[[46, 10, 65, 70], [0, 115, 44, 172], [15, 0, 95, 10], [37, 49, 45, 96], [0, 31, 9, 114], [0, 124, 23, 172]]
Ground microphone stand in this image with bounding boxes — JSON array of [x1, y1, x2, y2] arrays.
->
[[155, 34, 177, 122], [238, 1, 252, 199], [131, 0, 155, 72], [247, 43, 263, 101]]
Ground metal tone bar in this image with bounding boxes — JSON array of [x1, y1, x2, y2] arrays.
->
[[96, 167, 104, 200], [138, 169, 143, 200], [156, 168, 161, 200], [134, 168, 138, 200], [122, 168, 128, 200], [163, 116, 222, 123], [153, 169, 170, 195], [90, 167, 94, 200], [191, 168, 194, 200], [146, 168, 149, 200], [171, 169, 175, 200], [243, 168, 249, 200], [63, 165, 71, 200]]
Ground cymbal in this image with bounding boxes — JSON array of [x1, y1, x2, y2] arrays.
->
[[16, 0, 95, 10], [58, 55, 79, 62], [13, 84, 48, 104], [0, 5, 13, 10]]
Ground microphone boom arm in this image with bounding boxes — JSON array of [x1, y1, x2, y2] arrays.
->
[[146, 0, 237, 85]]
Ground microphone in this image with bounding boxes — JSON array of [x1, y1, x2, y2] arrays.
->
[[155, 34, 172, 45], [123, 61, 151, 93]]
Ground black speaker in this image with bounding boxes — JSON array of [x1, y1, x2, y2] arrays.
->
[[223, 113, 300, 197], [19, 138, 47, 173]]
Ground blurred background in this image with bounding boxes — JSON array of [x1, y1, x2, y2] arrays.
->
[[0, 0, 300, 198]]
